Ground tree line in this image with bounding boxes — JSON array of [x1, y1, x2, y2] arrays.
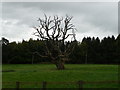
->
[[2, 34, 120, 64]]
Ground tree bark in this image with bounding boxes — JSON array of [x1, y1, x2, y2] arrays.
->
[[55, 61, 65, 70]]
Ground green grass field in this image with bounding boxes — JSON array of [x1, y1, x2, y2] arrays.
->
[[2, 64, 119, 88]]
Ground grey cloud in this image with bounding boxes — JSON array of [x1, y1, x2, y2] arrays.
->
[[1, 2, 118, 42]]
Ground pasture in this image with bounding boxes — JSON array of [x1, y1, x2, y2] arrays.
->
[[2, 64, 119, 88]]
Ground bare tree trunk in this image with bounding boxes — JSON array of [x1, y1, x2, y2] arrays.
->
[[32, 55, 34, 64], [55, 60, 65, 70], [85, 52, 87, 64]]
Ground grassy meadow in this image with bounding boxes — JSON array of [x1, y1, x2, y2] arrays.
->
[[2, 64, 119, 88]]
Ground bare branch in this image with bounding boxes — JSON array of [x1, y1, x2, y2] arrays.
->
[[65, 34, 74, 39], [33, 14, 76, 69], [33, 51, 48, 58]]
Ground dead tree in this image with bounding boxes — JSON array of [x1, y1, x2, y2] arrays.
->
[[33, 15, 76, 70]]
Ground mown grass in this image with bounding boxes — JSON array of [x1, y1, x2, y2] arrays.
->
[[2, 64, 119, 88]]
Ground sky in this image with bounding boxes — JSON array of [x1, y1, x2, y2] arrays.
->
[[1, 2, 118, 42]]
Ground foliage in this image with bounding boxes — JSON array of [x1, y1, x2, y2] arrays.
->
[[2, 34, 120, 64]]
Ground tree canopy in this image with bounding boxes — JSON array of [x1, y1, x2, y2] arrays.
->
[[2, 34, 120, 65]]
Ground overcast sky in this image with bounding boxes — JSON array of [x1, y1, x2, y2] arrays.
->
[[1, 2, 118, 42]]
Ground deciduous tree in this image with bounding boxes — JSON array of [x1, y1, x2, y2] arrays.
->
[[33, 15, 76, 70]]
